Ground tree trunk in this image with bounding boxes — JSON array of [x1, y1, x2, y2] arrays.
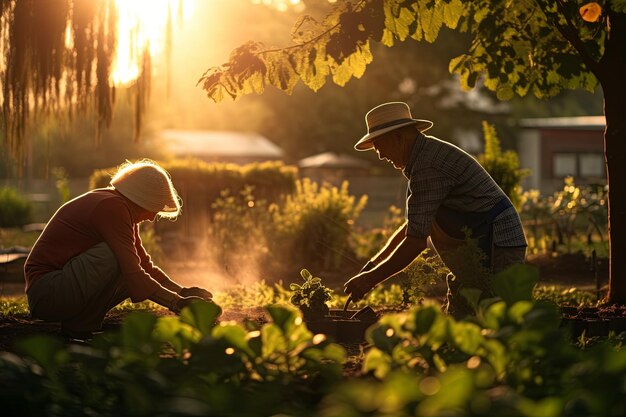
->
[[600, 12, 626, 304]]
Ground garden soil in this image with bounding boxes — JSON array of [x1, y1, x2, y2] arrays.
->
[[0, 251, 613, 374]]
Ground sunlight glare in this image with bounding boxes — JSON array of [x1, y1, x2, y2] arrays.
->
[[113, 0, 195, 85]]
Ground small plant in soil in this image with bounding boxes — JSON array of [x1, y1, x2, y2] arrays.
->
[[289, 268, 333, 321]]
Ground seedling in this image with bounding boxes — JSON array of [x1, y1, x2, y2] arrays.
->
[[289, 268, 333, 321]]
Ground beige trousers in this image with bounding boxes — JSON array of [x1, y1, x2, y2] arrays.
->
[[27, 242, 129, 333]]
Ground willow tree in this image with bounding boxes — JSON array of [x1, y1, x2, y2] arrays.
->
[[0, 0, 151, 171], [200, 0, 626, 304]]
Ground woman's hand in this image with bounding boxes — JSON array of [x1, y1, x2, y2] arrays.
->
[[180, 286, 213, 301]]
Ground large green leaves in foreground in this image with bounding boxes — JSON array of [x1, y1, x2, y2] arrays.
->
[[2, 267, 626, 416], [348, 265, 626, 417], [0, 302, 344, 416]]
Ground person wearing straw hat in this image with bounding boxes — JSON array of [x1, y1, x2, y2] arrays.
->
[[24, 160, 214, 339], [344, 102, 527, 315]]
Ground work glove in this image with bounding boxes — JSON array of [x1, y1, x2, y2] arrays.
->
[[180, 286, 213, 301], [171, 296, 206, 314]]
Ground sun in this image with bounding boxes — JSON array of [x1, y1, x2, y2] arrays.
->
[[112, 0, 195, 85]]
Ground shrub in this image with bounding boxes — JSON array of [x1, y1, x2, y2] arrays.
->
[[206, 185, 272, 275], [0, 186, 32, 227], [90, 158, 298, 242], [401, 248, 449, 306], [520, 178, 608, 255], [352, 205, 405, 260], [477, 121, 529, 209], [271, 179, 367, 270]]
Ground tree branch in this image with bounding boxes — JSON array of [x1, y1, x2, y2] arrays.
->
[[534, 0, 601, 78], [258, 0, 369, 56]]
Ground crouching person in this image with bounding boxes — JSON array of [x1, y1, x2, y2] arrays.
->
[[24, 160, 214, 339]]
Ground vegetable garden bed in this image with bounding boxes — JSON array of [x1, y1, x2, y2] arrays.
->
[[561, 305, 626, 337], [304, 308, 379, 343]]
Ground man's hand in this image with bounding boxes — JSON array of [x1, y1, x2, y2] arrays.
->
[[344, 272, 377, 302], [171, 296, 206, 314], [180, 286, 213, 301]]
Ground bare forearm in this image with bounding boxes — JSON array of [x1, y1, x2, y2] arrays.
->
[[371, 222, 408, 263], [369, 235, 427, 286]]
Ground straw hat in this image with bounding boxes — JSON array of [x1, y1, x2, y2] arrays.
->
[[354, 102, 433, 151], [110, 161, 181, 219]]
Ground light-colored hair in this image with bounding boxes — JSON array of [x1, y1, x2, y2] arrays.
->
[[110, 159, 182, 219]]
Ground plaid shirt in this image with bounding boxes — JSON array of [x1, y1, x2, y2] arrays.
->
[[402, 134, 527, 247]]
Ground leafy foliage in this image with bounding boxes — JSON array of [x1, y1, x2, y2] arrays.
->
[[352, 265, 626, 416], [534, 285, 599, 308], [5, 266, 626, 416], [520, 177, 608, 255], [477, 121, 529, 210], [200, 0, 609, 102], [0, 302, 346, 417], [401, 249, 449, 306], [290, 268, 333, 320], [208, 185, 273, 275], [0, 186, 32, 227], [271, 178, 367, 270]]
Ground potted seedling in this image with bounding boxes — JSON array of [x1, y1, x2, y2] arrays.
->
[[290, 269, 379, 343], [289, 268, 333, 321]]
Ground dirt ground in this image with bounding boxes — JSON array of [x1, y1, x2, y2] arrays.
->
[[0, 251, 610, 359]]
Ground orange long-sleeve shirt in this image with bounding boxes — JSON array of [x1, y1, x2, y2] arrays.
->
[[24, 188, 176, 302]]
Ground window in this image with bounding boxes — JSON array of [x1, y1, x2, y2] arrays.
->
[[579, 153, 604, 177], [553, 153, 577, 177], [552, 152, 605, 178]]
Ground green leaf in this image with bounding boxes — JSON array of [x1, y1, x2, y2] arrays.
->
[[14, 335, 68, 371], [266, 304, 299, 332], [507, 301, 534, 324], [411, 305, 439, 334], [300, 268, 312, 280], [121, 311, 157, 346], [366, 323, 400, 354], [322, 343, 346, 363], [180, 301, 222, 336], [492, 264, 539, 304], [443, 0, 464, 29], [261, 324, 287, 357], [481, 339, 507, 376], [212, 324, 255, 356], [483, 300, 507, 329], [460, 288, 482, 313], [363, 348, 391, 378], [613, 0, 626, 13], [450, 322, 483, 354], [154, 316, 197, 353], [418, 4, 444, 43]]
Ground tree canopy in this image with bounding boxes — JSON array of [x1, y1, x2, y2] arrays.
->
[[199, 0, 614, 102]]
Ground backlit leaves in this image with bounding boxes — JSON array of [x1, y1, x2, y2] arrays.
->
[[202, 0, 607, 103], [200, 0, 468, 102]]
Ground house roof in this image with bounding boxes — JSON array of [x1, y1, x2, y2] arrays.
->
[[160, 130, 284, 158], [297, 152, 370, 169], [519, 116, 605, 130]]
